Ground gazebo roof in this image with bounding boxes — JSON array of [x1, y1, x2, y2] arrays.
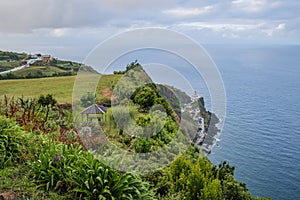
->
[[81, 104, 107, 114]]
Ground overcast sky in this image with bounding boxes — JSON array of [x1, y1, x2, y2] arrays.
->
[[0, 0, 299, 61]]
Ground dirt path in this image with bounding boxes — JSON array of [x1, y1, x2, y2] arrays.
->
[[102, 88, 113, 99]]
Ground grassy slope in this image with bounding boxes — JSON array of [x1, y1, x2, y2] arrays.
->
[[0, 74, 121, 103], [0, 61, 25, 72], [13, 66, 68, 76]]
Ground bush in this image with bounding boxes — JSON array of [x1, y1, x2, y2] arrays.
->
[[80, 92, 96, 107], [133, 86, 157, 111], [0, 116, 28, 168], [134, 138, 153, 153], [31, 140, 154, 199]]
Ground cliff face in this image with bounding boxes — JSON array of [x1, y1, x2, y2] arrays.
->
[[156, 83, 220, 154]]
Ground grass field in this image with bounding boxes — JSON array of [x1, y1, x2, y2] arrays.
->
[[0, 74, 121, 103]]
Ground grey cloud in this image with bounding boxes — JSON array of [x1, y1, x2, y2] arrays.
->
[[0, 0, 299, 44], [0, 0, 176, 33], [0, 0, 104, 32]]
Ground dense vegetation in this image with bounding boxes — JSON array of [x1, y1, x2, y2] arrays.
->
[[0, 115, 153, 199], [0, 106, 269, 199], [0, 51, 27, 61], [93, 64, 182, 157], [0, 61, 270, 199]]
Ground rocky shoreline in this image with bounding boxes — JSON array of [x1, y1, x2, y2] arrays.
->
[[183, 93, 221, 155]]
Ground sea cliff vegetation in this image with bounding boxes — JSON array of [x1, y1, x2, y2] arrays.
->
[[0, 54, 270, 199], [0, 112, 269, 199]]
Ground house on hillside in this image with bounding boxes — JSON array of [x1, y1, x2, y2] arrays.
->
[[41, 55, 53, 63], [81, 104, 107, 122]]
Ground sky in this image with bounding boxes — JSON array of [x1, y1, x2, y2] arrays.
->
[[0, 0, 299, 61]]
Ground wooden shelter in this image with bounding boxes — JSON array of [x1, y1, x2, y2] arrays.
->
[[81, 104, 107, 122]]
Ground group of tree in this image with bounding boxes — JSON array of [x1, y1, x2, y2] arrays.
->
[[0, 89, 271, 199], [113, 60, 140, 74], [145, 146, 270, 200]]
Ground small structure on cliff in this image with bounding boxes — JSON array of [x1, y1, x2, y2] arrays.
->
[[191, 90, 201, 102], [81, 104, 107, 122]]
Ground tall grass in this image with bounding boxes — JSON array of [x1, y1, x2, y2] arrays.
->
[[0, 115, 154, 199]]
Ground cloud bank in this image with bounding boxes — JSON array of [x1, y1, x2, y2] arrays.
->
[[0, 0, 299, 57]]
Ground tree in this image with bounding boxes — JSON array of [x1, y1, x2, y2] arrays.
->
[[80, 92, 95, 107], [38, 94, 56, 107], [200, 179, 223, 200], [134, 86, 157, 111], [136, 115, 151, 127], [214, 161, 235, 183], [38, 94, 57, 123]]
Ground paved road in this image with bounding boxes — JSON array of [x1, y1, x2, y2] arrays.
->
[[0, 58, 41, 75]]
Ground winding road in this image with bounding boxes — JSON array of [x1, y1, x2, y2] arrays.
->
[[0, 58, 41, 75]]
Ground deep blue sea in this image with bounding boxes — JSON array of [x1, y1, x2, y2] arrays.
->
[[84, 44, 300, 200], [205, 44, 300, 200]]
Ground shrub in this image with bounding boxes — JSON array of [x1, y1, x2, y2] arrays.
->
[[123, 134, 131, 145], [31, 140, 154, 199], [134, 138, 153, 153], [0, 116, 28, 168], [133, 86, 157, 111], [80, 92, 96, 107]]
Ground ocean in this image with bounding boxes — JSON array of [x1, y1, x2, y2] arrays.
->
[[205, 44, 300, 200]]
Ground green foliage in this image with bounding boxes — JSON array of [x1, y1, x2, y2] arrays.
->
[[0, 116, 28, 168], [0, 115, 154, 199], [166, 155, 219, 199], [134, 138, 153, 153], [136, 115, 151, 127], [200, 179, 223, 200], [31, 141, 154, 199], [0, 60, 271, 200], [123, 134, 131, 145], [215, 160, 235, 182], [157, 85, 187, 118], [197, 97, 206, 113], [221, 174, 252, 200], [0, 50, 97, 80], [151, 146, 267, 200], [0, 50, 27, 61], [110, 106, 133, 131], [134, 86, 158, 111], [0, 104, 270, 200], [0, 96, 80, 143], [80, 92, 96, 107], [38, 94, 57, 107], [131, 84, 176, 121], [113, 60, 140, 74], [38, 94, 58, 125], [155, 97, 175, 120]]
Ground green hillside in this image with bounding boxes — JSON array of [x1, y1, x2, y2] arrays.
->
[[0, 50, 27, 61], [0, 50, 96, 79]]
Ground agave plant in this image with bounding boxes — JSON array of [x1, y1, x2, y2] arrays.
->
[[30, 139, 154, 199]]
